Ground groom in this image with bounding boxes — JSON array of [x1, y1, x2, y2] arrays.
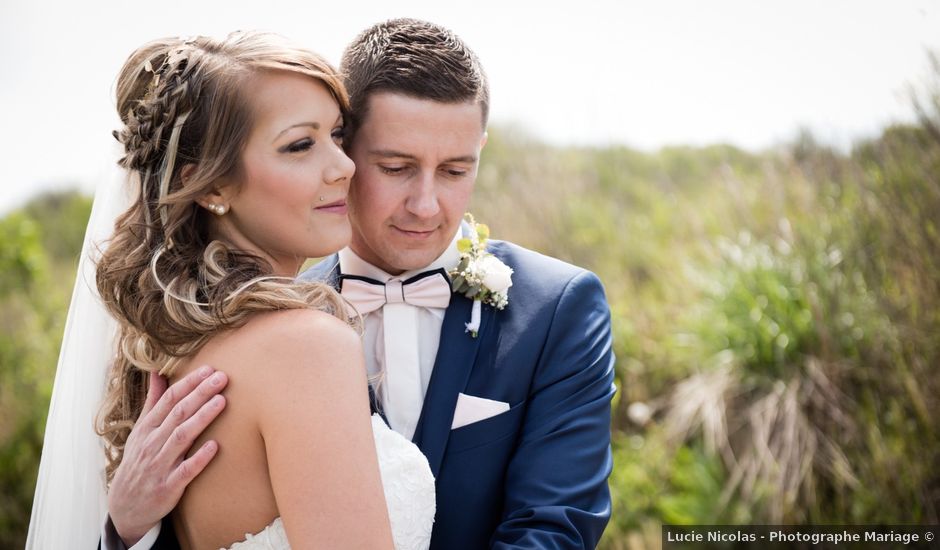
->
[[104, 18, 615, 549]]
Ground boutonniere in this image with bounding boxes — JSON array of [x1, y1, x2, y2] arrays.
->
[[449, 213, 513, 337]]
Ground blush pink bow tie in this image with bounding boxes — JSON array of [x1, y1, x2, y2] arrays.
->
[[340, 269, 453, 315], [339, 268, 451, 440]]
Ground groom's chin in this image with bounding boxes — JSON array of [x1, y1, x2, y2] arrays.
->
[[388, 250, 441, 272], [381, 243, 447, 273]]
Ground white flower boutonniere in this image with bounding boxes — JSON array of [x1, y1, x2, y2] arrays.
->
[[449, 214, 513, 337]]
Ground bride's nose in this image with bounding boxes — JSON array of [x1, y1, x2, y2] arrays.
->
[[325, 147, 355, 185]]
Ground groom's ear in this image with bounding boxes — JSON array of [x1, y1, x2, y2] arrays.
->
[[480, 131, 488, 149]]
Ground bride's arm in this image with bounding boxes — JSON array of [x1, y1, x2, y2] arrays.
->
[[247, 309, 395, 550]]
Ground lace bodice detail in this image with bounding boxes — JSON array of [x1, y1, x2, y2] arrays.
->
[[226, 415, 435, 550]]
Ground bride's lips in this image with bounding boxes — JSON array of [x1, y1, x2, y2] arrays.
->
[[315, 199, 347, 215]]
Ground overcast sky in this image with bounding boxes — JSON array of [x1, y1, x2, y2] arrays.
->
[[1, 0, 938, 213]]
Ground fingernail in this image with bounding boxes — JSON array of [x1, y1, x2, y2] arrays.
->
[[205, 440, 217, 452], [211, 395, 224, 407], [210, 372, 225, 386], [198, 365, 212, 378]]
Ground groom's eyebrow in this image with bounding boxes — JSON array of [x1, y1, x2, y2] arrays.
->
[[369, 150, 477, 163]]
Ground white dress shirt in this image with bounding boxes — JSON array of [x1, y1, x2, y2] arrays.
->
[[338, 230, 460, 440]]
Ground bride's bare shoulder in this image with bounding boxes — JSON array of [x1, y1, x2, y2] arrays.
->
[[224, 309, 369, 430], [235, 308, 356, 356], [240, 308, 356, 347], [192, 308, 364, 393]]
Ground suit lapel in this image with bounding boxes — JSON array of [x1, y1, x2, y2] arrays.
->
[[368, 383, 390, 426], [297, 254, 341, 288], [412, 295, 495, 476]]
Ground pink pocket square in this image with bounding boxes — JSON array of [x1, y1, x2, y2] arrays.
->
[[451, 393, 511, 429]]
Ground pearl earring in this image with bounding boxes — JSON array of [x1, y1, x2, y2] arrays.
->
[[210, 204, 227, 215]]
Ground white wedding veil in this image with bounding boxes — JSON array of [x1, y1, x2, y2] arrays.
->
[[26, 168, 133, 549]]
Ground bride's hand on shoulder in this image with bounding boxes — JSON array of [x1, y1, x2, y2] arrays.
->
[[109, 366, 228, 546]]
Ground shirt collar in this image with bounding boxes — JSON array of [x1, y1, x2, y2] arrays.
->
[[338, 229, 462, 283]]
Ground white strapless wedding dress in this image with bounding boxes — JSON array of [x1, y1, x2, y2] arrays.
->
[[226, 415, 435, 550]]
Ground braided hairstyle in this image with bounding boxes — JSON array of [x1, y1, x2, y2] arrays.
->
[[96, 32, 353, 482]]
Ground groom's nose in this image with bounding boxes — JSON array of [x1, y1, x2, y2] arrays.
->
[[404, 170, 440, 219]]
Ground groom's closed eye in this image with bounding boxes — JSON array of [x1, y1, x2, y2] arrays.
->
[[379, 165, 409, 175], [441, 167, 469, 178]]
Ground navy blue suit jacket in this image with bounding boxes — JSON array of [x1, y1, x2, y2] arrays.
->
[[143, 240, 615, 549], [304, 240, 616, 549]]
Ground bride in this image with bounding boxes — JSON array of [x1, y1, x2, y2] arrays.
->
[[28, 32, 434, 549]]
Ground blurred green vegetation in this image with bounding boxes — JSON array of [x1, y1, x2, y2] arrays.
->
[[471, 58, 940, 546], [0, 190, 92, 548], [4, 60, 940, 548]]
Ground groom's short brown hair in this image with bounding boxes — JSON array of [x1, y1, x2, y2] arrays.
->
[[340, 18, 489, 141]]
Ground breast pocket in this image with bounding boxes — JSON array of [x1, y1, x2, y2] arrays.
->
[[446, 399, 526, 454]]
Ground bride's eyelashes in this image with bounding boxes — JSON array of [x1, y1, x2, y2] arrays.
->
[[279, 126, 345, 154], [331, 126, 345, 144], [280, 138, 313, 154]]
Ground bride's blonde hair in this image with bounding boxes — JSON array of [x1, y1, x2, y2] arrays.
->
[[96, 32, 352, 482]]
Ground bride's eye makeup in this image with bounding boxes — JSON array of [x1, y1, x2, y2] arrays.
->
[[331, 126, 345, 144], [280, 138, 314, 154]]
